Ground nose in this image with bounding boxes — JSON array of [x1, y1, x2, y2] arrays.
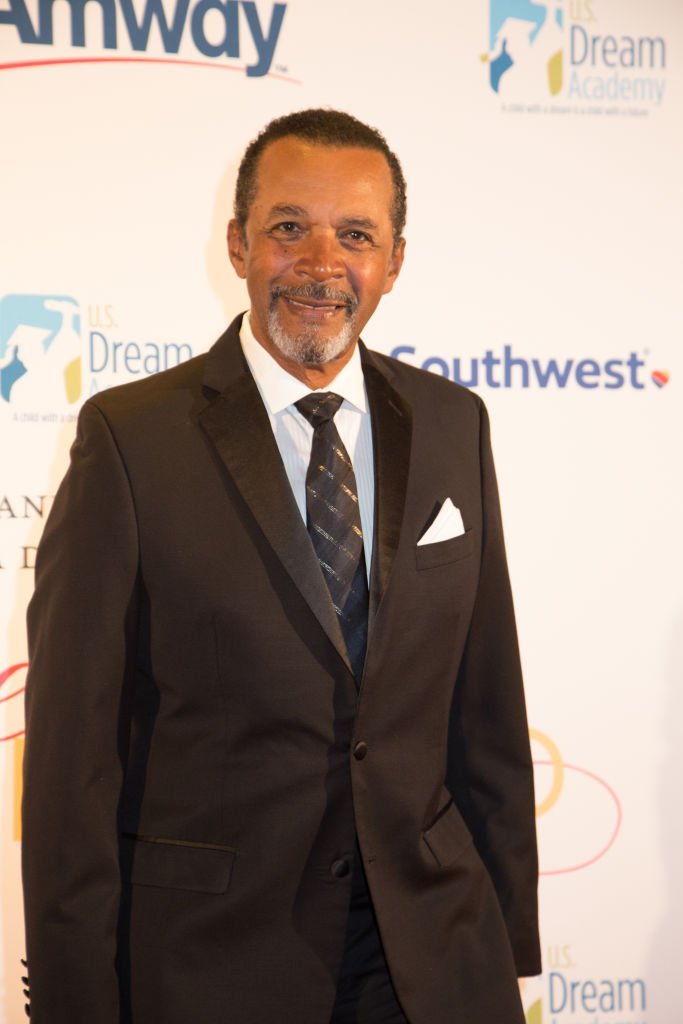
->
[[295, 230, 343, 281]]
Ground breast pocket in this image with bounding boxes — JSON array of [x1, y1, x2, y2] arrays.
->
[[415, 529, 475, 570], [121, 834, 236, 894]]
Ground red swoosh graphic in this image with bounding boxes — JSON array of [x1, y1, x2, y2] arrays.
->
[[0, 56, 301, 83], [534, 758, 623, 875], [0, 663, 28, 741]]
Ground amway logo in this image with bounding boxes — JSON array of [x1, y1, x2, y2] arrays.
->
[[391, 344, 669, 390], [0, 0, 287, 78]]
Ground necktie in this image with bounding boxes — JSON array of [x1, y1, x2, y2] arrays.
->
[[295, 392, 369, 682]]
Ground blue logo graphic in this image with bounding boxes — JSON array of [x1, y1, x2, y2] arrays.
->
[[484, 1, 564, 96], [0, 294, 81, 404]]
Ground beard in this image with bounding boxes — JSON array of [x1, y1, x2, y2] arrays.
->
[[266, 283, 359, 366]]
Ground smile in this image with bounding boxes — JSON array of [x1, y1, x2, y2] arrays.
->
[[271, 284, 357, 320], [284, 297, 346, 312], [279, 295, 352, 320]]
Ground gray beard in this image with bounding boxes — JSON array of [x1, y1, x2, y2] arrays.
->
[[266, 285, 358, 366]]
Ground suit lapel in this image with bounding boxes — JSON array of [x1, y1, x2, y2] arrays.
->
[[360, 345, 413, 631], [198, 318, 352, 675]]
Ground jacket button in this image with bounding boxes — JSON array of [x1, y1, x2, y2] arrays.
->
[[353, 741, 368, 760], [330, 857, 351, 878]]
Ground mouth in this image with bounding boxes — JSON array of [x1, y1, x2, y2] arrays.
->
[[282, 296, 348, 316], [272, 285, 356, 321]]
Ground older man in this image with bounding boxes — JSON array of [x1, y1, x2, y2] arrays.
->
[[22, 108, 541, 1023]]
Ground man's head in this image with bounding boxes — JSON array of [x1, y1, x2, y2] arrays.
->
[[233, 109, 407, 246], [228, 109, 407, 385]]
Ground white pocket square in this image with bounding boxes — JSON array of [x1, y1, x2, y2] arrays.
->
[[417, 498, 465, 546]]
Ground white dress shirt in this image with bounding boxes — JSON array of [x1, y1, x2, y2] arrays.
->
[[239, 314, 375, 571]]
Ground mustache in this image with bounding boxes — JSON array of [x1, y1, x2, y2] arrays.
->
[[271, 283, 358, 310]]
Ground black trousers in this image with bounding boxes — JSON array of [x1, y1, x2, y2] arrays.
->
[[329, 847, 409, 1024]]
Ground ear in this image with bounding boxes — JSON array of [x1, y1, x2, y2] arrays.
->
[[227, 219, 247, 279], [382, 237, 406, 295]]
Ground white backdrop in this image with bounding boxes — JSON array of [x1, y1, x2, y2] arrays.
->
[[1, 1, 681, 1021]]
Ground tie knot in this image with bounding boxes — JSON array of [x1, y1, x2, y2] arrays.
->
[[295, 392, 344, 428]]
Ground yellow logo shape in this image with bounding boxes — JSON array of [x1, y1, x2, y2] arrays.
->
[[530, 727, 564, 817]]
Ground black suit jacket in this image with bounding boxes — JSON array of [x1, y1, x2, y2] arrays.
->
[[22, 315, 541, 1023]]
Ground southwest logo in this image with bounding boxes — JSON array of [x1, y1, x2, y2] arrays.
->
[[0, 0, 288, 79], [482, 0, 564, 97], [391, 344, 670, 391], [0, 294, 81, 404]]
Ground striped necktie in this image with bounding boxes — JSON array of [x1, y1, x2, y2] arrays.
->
[[295, 392, 369, 682]]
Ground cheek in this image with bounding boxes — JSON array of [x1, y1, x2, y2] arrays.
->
[[249, 248, 295, 287], [351, 264, 393, 306]]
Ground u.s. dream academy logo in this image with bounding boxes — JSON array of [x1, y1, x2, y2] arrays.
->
[[0, 291, 195, 417], [482, 0, 668, 116], [522, 960, 648, 1024]]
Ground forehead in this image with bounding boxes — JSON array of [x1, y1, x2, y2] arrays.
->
[[250, 137, 394, 222]]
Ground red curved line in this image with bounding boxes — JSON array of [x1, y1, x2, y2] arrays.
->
[[0, 686, 25, 705], [533, 758, 622, 875], [0, 663, 28, 687], [0, 56, 301, 84], [0, 729, 25, 742]]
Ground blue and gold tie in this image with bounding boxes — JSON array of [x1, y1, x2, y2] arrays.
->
[[296, 392, 369, 683]]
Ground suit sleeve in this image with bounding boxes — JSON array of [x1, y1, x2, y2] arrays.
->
[[22, 399, 140, 1022], [447, 397, 542, 977]]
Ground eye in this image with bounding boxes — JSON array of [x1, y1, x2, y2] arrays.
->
[[341, 229, 375, 247], [270, 221, 302, 237]]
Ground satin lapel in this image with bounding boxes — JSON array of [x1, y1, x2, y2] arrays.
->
[[361, 345, 413, 630], [198, 323, 352, 675]]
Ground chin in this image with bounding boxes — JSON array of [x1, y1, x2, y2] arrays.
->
[[267, 311, 357, 367]]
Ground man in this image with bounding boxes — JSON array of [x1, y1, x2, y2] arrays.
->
[[22, 109, 541, 1023]]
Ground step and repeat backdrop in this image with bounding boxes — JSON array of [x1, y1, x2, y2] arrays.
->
[[1, 0, 681, 1021]]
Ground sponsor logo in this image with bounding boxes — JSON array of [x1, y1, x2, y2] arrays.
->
[[521, 951, 647, 1023], [482, 1, 667, 116], [0, 0, 292, 80], [0, 294, 81, 405], [532, 729, 621, 875], [390, 344, 669, 391], [0, 293, 195, 417]]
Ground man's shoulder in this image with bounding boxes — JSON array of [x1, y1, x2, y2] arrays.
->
[[79, 351, 209, 439], [84, 317, 244, 427], [365, 346, 483, 415]]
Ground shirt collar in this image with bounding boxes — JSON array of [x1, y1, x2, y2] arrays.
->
[[239, 312, 367, 416]]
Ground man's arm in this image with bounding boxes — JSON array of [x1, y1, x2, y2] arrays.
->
[[22, 400, 140, 1022], [447, 398, 541, 977]]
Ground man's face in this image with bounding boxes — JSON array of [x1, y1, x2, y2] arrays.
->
[[228, 137, 405, 371]]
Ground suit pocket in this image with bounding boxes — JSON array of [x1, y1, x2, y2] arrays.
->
[[415, 529, 474, 570], [121, 834, 236, 894], [423, 800, 473, 867]]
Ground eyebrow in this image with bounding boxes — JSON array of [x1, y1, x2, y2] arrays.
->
[[337, 217, 378, 231], [266, 204, 307, 219], [265, 206, 380, 232]]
